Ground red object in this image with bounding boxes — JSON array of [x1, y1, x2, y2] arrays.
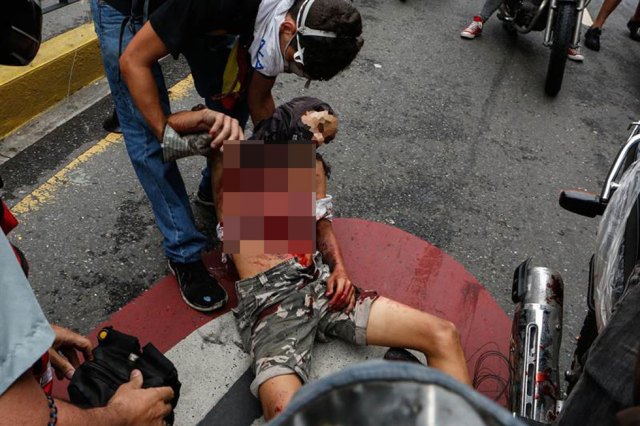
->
[[0, 200, 18, 235]]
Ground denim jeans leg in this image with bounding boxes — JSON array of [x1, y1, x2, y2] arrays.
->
[[91, 0, 207, 263]]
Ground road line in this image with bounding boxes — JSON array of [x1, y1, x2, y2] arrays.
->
[[11, 74, 194, 216], [582, 8, 593, 27]]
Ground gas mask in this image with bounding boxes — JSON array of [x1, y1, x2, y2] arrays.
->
[[282, 0, 338, 80]]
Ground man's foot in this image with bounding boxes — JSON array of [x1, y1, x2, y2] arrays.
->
[[461, 16, 483, 39], [168, 260, 227, 312], [194, 189, 215, 208], [568, 46, 584, 62], [628, 20, 640, 41], [584, 27, 601, 51], [102, 109, 122, 134], [383, 347, 423, 364]]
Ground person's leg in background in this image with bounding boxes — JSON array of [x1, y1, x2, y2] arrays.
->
[[627, 0, 640, 41], [584, 0, 623, 50], [459, 0, 502, 39], [90, 0, 227, 312]]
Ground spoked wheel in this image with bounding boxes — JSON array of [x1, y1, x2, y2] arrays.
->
[[544, 1, 577, 96]]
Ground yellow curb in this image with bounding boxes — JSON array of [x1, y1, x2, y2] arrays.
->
[[11, 74, 194, 216], [0, 23, 103, 140]]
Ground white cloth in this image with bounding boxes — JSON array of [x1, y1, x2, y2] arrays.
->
[[248, 0, 295, 77], [316, 195, 334, 222]]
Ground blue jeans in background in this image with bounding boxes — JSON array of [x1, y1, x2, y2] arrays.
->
[[91, 0, 207, 263]]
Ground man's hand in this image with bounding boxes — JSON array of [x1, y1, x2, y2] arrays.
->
[[49, 325, 93, 380], [205, 110, 244, 150], [106, 370, 174, 426], [325, 267, 356, 313]]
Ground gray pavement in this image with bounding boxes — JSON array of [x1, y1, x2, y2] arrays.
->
[[2, 0, 640, 392]]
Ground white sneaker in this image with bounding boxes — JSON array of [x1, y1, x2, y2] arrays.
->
[[568, 46, 584, 62], [461, 16, 483, 39]]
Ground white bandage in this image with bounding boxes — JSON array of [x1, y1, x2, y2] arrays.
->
[[316, 195, 334, 222]]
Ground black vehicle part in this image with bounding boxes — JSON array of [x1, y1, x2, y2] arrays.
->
[[544, 1, 577, 96], [559, 189, 606, 217], [512, 258, 531, 303], [0, 0, 43, 66], [565, 308, 597, 396], [623, 198, 640, 284]]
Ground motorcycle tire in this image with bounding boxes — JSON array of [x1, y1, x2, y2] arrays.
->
[[544, 1, 577, 96]]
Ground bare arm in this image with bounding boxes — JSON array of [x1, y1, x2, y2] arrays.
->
[[0, 370, 173, 426], [0, 373, 122, 426], [315, 159, 355, 312], [167, 109, 244, 149], [120, 22, 170, 141], [247, 72, 276, 126]]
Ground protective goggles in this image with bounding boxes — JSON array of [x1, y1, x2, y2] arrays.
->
[[286, 0, 339, 79]]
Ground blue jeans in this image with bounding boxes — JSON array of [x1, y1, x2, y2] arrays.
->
[[91, 0, 206, 263]]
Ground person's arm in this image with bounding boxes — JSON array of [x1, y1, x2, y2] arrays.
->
[[315, 159, 356, 313], [247, 72, 276, 126], [48, 325, 93, 380], [0, 369, 173, 426], [119, 22, 170, 141], [167, 109, 244, 149]]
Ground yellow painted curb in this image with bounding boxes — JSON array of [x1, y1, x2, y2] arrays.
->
[[0, 23, 103, 140]]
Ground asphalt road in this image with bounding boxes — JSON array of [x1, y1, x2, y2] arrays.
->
[[2, 0, 640, 388]]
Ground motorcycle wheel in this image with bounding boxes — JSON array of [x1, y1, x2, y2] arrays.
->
[[544, 1, 577, 96]]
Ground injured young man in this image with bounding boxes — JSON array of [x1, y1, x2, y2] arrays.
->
[[165, 97, 472, 420]]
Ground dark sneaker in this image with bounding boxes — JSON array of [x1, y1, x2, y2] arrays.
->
[[383, 347, 423, 364], [194, 189, 215, 208], [584, 27, 601, 51], [168, 260, 227, 312], [628, 20, 640, 41], [102, 109, 122, 134]]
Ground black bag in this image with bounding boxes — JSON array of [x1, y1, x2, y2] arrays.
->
[[68, 327, 181, 425]]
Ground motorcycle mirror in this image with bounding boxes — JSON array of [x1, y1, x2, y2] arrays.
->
[[559, 189, 606, 218]]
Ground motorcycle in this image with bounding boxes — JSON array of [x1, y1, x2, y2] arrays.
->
[[496, 0, 589, 96], [509, 120, 640, 423]]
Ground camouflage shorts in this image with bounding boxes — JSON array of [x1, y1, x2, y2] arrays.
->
[[232, 253, 379, 396]]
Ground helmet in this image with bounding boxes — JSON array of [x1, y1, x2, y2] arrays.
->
[[0, 0, 42, 66]]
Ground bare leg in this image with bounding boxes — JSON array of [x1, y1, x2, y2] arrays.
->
[[365, 297, 472, 386], [258, 374, 302, 420], [591, 0, 623, 28]]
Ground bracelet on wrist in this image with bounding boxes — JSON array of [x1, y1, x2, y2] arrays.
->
[[46, 395, 58, 426]]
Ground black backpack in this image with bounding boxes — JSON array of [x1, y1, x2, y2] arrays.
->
[[68, 327, 181, 425]]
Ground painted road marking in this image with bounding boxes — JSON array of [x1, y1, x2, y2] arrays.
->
[[11, 75, 195, 216], [583, 8, 593, 26], [166, 311, 388, 425], [58, 219, 512, 425]]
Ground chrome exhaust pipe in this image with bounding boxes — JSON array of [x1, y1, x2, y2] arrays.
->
[[509, 259, 564, 424]]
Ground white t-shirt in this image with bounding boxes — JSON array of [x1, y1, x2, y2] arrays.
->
[[249, 0, 295, 77]]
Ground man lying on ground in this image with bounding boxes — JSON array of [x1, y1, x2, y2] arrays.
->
[[163, 97, 471, 419], [209, 97, 472, 420]]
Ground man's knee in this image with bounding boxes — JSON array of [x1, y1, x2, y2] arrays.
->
[[258, 374, 302, 420], [422, 317, 462, 356]]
